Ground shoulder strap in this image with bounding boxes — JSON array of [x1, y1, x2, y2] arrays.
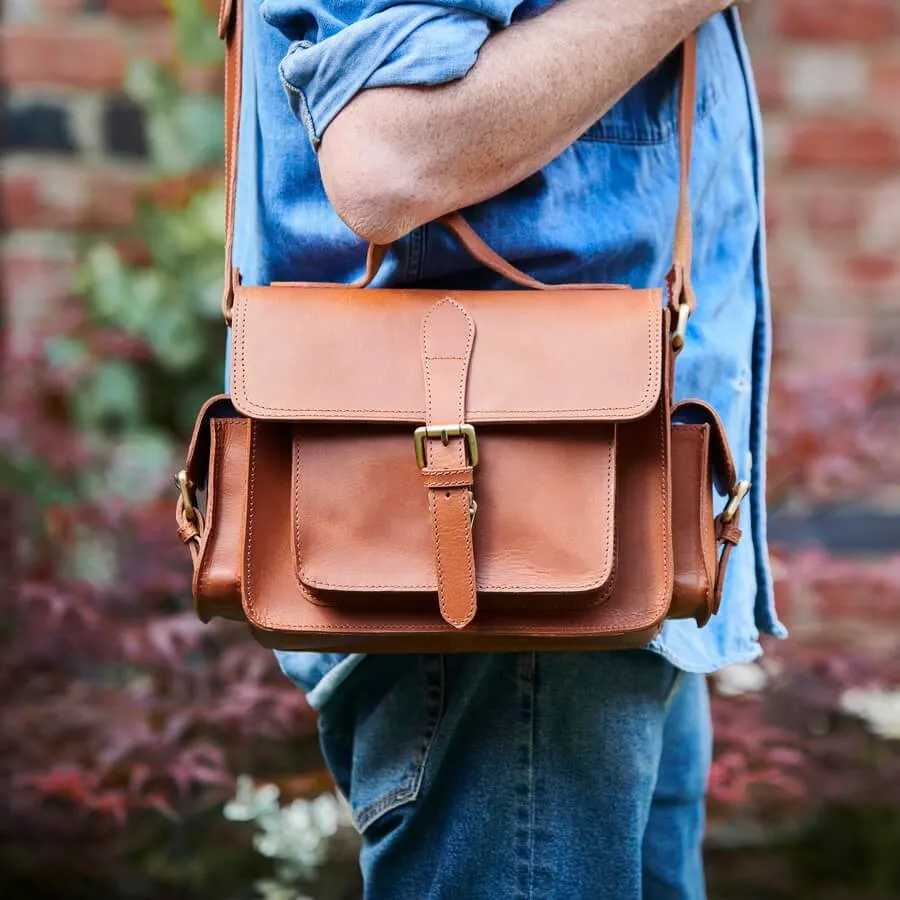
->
[[220, 0, 241, 323], [218, 1, 698, 341]]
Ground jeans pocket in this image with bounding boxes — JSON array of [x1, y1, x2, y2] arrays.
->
[[316, 654, 444, 834]]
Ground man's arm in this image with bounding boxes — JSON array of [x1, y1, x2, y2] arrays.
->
[[319, 0, 727, 243]]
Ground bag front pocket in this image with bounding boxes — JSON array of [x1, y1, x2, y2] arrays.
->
[[292, 423, 617, 610]]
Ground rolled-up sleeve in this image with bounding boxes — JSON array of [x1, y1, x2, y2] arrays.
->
[[264, 1, 522, 147]]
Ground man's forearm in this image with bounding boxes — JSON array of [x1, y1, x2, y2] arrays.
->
[[320, 0, 727, 243]]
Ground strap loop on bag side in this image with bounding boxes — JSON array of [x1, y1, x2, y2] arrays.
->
[[668, 31, 697, 352]]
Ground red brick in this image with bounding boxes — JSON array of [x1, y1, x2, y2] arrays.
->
[[0, 242, 78, 355], [0, 177, 42, 229], [806, 188, 867, 234], [763, 190, 785, 237], [844, 254, 900, 288], [814, 558, 900, 623], [135, 21, 176, 67], [0, 247, 76, 309], [0, 26, 127, 89], [766, 255, 802, 298], [0, 167, 143, 230], [35, 0, 84, 15], [752, 57, 786, 111], [0, 21, 177, 88], [113, 236, 153, 267], [786, 117, 900, 171], [776, 0, 898, 42], [105, 0, 168, 17], [179, 64, 223, 94], [772, 315, 872, 374], [871, 59, 900, 104]]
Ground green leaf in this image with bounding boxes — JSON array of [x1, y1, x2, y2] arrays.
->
[[167, 0, 223, 68], [72, 360, 145, 431]]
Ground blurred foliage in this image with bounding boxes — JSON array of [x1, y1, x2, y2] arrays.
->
[[223, 779, 361, 900], [705, 641, 900, 899], [0, 3, 327, 899]]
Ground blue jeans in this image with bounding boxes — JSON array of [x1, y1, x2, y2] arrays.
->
[[316, 651, 712, 899]]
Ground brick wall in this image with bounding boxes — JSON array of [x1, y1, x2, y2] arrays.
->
[[742, 0, 900, 373], [4, 0, 898, 358], [1, 0, 173, 352], [2, 1, 898, 638]]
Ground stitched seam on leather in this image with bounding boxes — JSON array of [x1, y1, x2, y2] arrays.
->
[[292, 431, 306, 594], [423, 476, 473, 487], [459, 490, 476, 625], [254, 619, 666, 635], [233, 295, 661, 418], [244, 421, 258, 620], [683, 426, 715, 609], [570, 398, 672, 630], [657, 389, 672, 612], [425, 299, 475, 628], [698, 435, 714, 611]]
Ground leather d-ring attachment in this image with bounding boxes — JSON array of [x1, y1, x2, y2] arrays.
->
[[418, 300, 478, 629]]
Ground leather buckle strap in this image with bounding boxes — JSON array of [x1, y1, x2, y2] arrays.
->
[[420, 300, 478, 629], [414, 423, 479, 470]]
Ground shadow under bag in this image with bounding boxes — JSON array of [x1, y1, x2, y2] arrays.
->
[[175, 0, 751, 653]]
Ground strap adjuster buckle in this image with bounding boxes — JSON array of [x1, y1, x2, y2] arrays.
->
[[672, 301, 690, 351], [414, 424, 479, 470], [721, 480, 751, 524], [175, 470, 198, 525]]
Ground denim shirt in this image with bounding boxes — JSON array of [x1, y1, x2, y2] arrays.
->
[[232, 0, 786, 706]]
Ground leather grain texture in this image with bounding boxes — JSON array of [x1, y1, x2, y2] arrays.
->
[[670, 423, 716, 624], [230, 287, 663, 423], [291, 424, 616, 598], [238, 386, 674, 651], [194, 417, 250, 623]]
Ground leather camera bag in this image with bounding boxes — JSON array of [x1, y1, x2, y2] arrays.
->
[[175, 0, 750, 652]]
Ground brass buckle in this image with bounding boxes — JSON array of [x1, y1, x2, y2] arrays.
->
[[721, 480, 751, 524], [672, 301, 690, 351], [414, 424, 479, 470], [175, 469, 198, 525]]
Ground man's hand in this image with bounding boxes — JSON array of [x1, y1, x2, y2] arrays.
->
[[319, 0, 728, 243]]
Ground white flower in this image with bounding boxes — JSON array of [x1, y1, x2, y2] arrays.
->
[[253, 879, 313, 900], [714, 662, 768, 697], [224, 782, 353, 893], [841, 688, 900, 741], [223, 775, 281, 822]]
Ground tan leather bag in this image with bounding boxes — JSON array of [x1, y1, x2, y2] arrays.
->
[[175, 1, 750, 652]]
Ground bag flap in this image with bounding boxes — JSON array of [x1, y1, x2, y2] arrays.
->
[[230, 285, 664, 424]]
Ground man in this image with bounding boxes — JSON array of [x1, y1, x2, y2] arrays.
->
[[231, 1, 785, 896]]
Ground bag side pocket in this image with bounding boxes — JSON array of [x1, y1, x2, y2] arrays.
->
[[194, 417, 251, 623]]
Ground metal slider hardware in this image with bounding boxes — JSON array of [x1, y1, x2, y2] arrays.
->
[[721, 480, 751, 524], [672, 301, 691, 351], [414, 424, 479, 470], [175, 469, 198, 525]]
